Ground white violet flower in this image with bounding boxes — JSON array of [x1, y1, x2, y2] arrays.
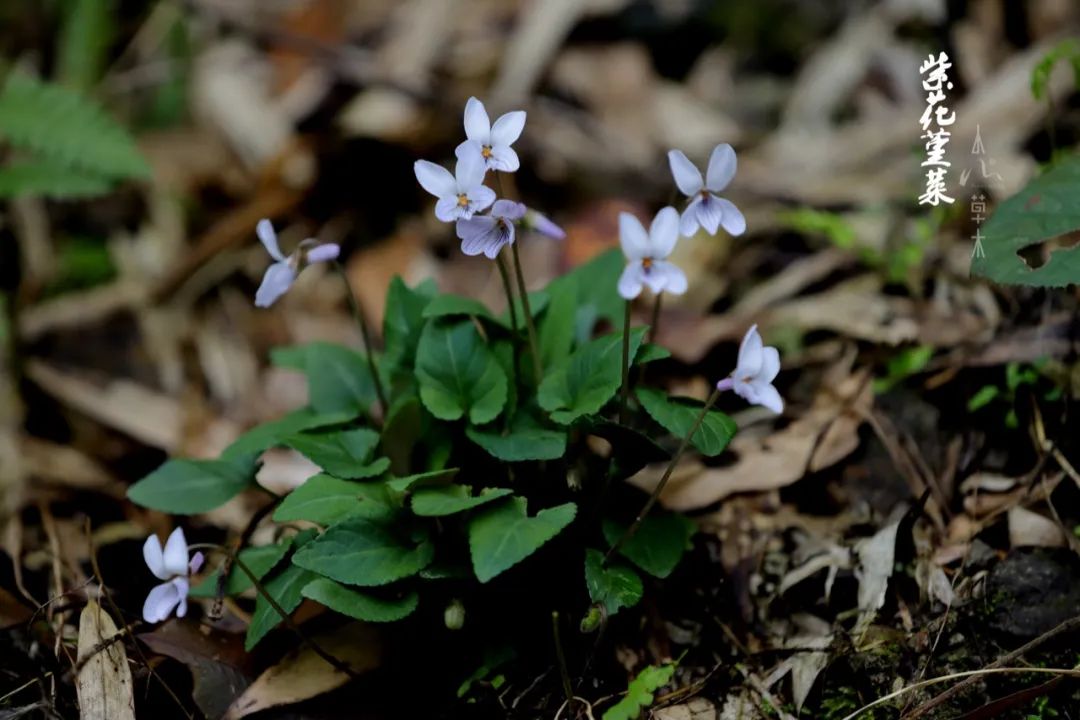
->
[[456, 199, 526, 259], [455, 97, 526, 173], [616, 206, 687, 300], [142, 528, 204, 624], [255, 219, 341, 308], [668, 144, 746, 238], [716, 324, 783, 414], [415, 150, 496, 223]]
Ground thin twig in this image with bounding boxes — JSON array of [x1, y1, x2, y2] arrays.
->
[[604, 388, 720, 566], [551, 612, 575, 712]]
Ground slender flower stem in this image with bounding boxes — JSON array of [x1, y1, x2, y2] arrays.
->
[[552, 611, 575, 711], [648, 292, 663, 345], [495, 253, 521, 388], [604, 387, 721, 566], [618, 300, 632, 425], [510, 239, 542, 384], [334, 262, 388, 418]]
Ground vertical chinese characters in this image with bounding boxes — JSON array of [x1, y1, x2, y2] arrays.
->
[[918, 52, 956, 206]]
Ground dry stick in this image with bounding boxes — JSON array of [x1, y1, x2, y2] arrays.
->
[[618, 301, 632, 425], [510, 239, 542, 385], [226, 552, 363, 680], [604, 388, 720, 566], [842, 667, 1080, 720], [551, 611, 575, 712], [495, 253, 521, 390], [335, 261, 388, 418], [901, 614, 1080, 719]]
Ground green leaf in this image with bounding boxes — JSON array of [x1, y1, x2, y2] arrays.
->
[[411, 486, 512, 517], [546, 249, 625, 340], [634, 343, 671, 365], [967, 384, 1000, 412], [500, 290, 551, 329], [0, 72, 149, 179], [271, 342, 377, 416], [381, 395, 425, 474], [415, 319, 508, 424], [190, 541, 291, 598], [466, 412, 567, 462], [284, 428, 389, 480], [246, 563, 317, 650], [222, 408, 359, 459], [57, 0, 116, 91], [383, 278, 436, 385], [602, 663, 676, 720], [422, 294, 495, 321], [292, 518, 433, 586], [636, 387, 737, 457], [385, 468, 459, 493], [301, 578, 419, 622], [603, 513, 695, 579], [273, 474, 395, 525], [584, 549, 643, 617], [538, 328, 646, 425], [127, 454, 258, 514], [971, 155, 1080, 286], [537, 281, 577, 368], [468, 498, 577, 583], [582, 419, 670, 480], [0, 159, 113, 199]]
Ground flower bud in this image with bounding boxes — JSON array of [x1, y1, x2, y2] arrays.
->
[[579, 603, 603, 633], [444, 599, 465, 630]]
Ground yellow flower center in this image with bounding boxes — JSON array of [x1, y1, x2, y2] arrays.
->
[[641, 257, 653, 270], [482, 145, 493, 159], [457, 193, 469, 207]]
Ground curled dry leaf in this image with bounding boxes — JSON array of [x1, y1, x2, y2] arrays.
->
[[630, 367, 872, 511], [223, 623, 381, 719], [655, 697, 718, 720], [853, 519, 900, 638], [1008, 506, 1067, 549], [77, 598, 136, 720]]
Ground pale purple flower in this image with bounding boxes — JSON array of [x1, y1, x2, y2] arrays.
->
[[415, 150, 496, 223], [255, 219, 341, 308], [716, 324, 783, 414], [524, 208, 566, 240], [456, 200, 526, 259], [616, 207, 687, 300], [455, 97, 526, 173], [142, 528, 204, 623], [668, 144, 746, 238]]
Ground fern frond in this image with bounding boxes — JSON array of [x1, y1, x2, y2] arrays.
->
[[0, 160, 114, 199], [0, 72, 150, 180]]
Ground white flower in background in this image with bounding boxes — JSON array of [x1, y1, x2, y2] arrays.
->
[[668, 144, 746, 238], [142, 528, 204, 623], [616, 207, 687, 300], [255, 219, 341, 308], [456, 199, 526, 259], [455, 97, 527, 173], [716, 324, 783, 414], [415, 150, 496, 223], [523, 208, 566, 240]]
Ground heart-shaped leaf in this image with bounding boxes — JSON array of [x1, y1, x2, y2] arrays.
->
[[602, 513, 695, 579], [127, 453, 259, 514], [273, 474, 395, 525], [284, 428, 389, 479], [246, 563, 318, 650], [271, 342, 377, 416], [411, 486, 512, 517], [636, 387, 737, 457], [415, 319, 508, 424], [422, 294, 495, 321], [292, 518, 433, 586], [538, 328, 646, 425], [584, 549, 643, 617], [469, 497, 576, 582], [466, 412, 567, 462], [222, 409, 358, 459], [301, 578, 418, 622]]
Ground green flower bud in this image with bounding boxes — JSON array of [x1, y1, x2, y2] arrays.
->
[[444, 599, 465, 630]]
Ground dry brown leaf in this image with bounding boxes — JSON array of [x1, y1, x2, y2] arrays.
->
[[655, 697, 717, 720], [1008, 506, 1067, 549], [76, 598, 136, 720], [631, 368, 872, 511], [769, 275, 919, 346], [853, 518, 901, 638], [223, 623, 381, 719]]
